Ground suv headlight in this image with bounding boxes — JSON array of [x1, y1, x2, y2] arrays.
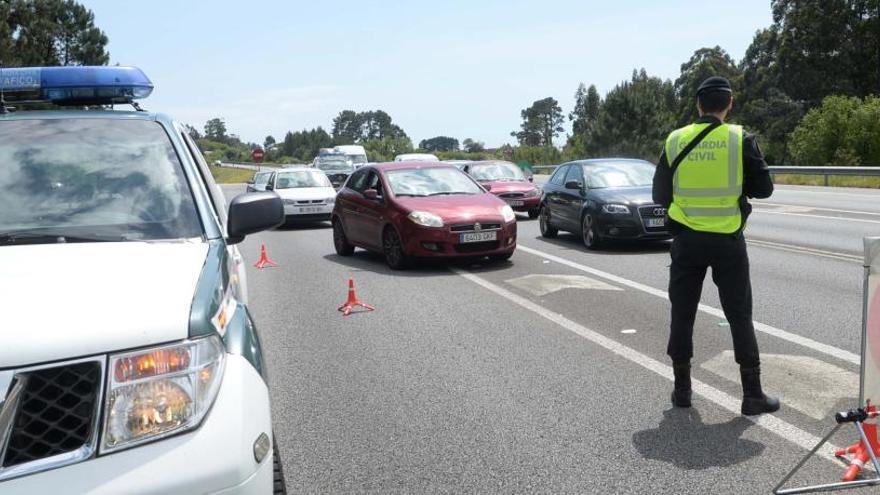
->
[[101, 336, 225, 453], [408, 211, 444, 227], [601, 204, 630, 214], [501, 205, 516, 223]]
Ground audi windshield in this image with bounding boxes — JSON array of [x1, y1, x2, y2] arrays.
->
[[585, 160, 656, 188], [0, 118, 202, 245]]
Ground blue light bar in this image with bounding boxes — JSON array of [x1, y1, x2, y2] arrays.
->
[[0, 66, 153, 105]]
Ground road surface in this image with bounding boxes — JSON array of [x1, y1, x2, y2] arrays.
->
[[223, 184, 880, 493]]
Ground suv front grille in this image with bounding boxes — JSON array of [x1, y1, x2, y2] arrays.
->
[[3, 361, 101, 467]]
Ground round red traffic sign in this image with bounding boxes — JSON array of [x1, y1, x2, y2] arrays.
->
[[252, 148, 265, 163]]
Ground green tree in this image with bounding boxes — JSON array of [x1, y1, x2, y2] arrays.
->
[[419, 136, 459, 152], [184, 124, 201, 141], [364, 136, 414, 162], [590, 69, 677, 160], [568, 83, 601, 154], [771, 0, 880, 106], [204, 118, 228, 143], [264, 135, 276, 149], [1, 0, 109, 66], [512, 96, 564, 147], [674, 46, 741, 125], [462, 138, 485, 153], [331, 109, 408, 144], [789, 95, 880, 166]]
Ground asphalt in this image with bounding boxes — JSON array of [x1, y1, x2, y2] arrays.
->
[[222, 183, 878, 494]]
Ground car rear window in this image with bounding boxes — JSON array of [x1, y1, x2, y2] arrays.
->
[[0, 118, 202, 242]]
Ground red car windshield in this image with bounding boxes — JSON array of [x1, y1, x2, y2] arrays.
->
[[469, 162, 525, 181], [386, 167, 483, 197]]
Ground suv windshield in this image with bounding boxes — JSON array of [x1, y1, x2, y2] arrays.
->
[[316, 159, 353, 172], [0, 118, 202, 244], [275, 170, 331, 189], [469, 162, 525, 181], [386, 167, 483, 197], [585, 160, 656, 188]]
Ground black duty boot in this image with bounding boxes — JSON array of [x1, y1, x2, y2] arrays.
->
[[671, 364, 692, 408], [740, 366, 780, 415]]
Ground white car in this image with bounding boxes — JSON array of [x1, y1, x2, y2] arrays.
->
[[333, 144, 368, 167], [394, 153, 440, 162], [266, 167, 337, 224], [0, 66, 286, 494]]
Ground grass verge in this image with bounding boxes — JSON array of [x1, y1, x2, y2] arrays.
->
[[210, 166, 254, 184], [772, 174, 880, 189]]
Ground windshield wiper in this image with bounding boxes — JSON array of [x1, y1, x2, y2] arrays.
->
[[0, 230, 127, 246], [425, 191, 474, 196]]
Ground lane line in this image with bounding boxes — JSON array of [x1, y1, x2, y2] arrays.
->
[[753, 209, 880, 225], [517, 244, 860, 365], [746, 239, 862, 263], [753, 201, 880, 217], [774, 187, 880, 200], [453, 268, 844, 465]]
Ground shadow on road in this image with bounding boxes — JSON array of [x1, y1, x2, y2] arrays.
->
[[632, 408, 764, 469], [323, 251, 515, 278], [527, 233, 671, 256]]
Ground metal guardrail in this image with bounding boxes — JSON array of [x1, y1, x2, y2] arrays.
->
[[529, 164, 880, 186]]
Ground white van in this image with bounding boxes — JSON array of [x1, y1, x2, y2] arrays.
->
[[333, 145, 368, 167]]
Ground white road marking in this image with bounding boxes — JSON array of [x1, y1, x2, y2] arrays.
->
[[517, 244, 860, 365], [746, 239, 862, 263], [453, 268, 844, 465], [702, 351, 859, 420], [621, 329, 638, 334], [753, 201, 880, 217], [753, 209, 880, 225], [774, 187, 880, 200], [506, 274, 622, 297]]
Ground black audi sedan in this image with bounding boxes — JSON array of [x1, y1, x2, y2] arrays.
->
[[538, 158, 671, 249]]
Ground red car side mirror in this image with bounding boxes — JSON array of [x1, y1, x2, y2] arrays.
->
[[364, 189, 379, 200], [482, 183, 492, 192]]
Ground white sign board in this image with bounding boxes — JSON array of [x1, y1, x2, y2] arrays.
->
[[861, 237, 880, 407]]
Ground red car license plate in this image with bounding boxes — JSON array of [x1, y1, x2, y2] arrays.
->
[[460, 231, 497, 243]]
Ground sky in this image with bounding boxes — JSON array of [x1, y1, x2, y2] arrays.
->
[[80, 0, 774, 148]]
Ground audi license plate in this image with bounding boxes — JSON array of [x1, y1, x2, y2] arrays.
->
[[460, 231, 497, 243], [507, 200, 524, 207], [298, 206, 323, 214], [645, 218, 665, 228]]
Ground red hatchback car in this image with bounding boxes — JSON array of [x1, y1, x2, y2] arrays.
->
[[462, 160, 541, 218], [332, 162, 517, 269]]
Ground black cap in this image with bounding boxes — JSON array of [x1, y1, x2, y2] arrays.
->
[[696, 76, 732, 96]]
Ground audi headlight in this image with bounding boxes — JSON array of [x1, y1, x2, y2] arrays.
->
[[501, 205, 516, 223], [101, 336, 225, 453], [602, 204, 630, 214], [408, 211, 444, 227]]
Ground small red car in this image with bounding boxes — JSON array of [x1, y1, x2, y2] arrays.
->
[[462, 160, 541, 218], [332, 162, 517, 269]]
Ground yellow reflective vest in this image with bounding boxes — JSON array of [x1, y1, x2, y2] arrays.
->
[[664, 123, 744, 234]]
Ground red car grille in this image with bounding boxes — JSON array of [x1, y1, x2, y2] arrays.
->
[[450, 223, 502, 232]]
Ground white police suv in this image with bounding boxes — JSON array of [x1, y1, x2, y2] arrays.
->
[[0, 67, 287, 494]]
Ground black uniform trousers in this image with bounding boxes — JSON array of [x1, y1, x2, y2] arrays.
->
[[667, 229, 761, 369]]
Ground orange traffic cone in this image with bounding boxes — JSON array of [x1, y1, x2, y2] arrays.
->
[[254, 244, 278, 269], [337, 278, 375, 316], [835, 404, 880, 481]]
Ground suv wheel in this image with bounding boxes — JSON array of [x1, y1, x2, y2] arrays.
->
[[539, 205, 558, 238], [383, 227, 411, 270], [582, 212, 602, 249], [333, 219, 355, 256]]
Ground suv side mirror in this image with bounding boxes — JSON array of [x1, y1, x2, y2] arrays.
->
[[265, 182, 274, 191], [227, 192, 284, 244], [564, 180, 582, 190], [363, 189, 380, 201]]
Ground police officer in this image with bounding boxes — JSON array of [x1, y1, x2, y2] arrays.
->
[[652, 76, 779, 416]]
